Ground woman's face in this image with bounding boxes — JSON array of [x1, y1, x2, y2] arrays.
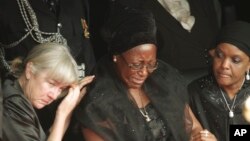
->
[[114, 44, 157, 89], [212, 43, 250, 88], [24, 69, 69, 109]]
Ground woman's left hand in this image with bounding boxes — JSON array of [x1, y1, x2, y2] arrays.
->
[[57, 75, 95, 117], [48, 75, 95, 141]]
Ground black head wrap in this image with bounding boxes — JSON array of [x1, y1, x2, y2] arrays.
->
[[102, 2, 157, 55], [216, 21, 250, 56]]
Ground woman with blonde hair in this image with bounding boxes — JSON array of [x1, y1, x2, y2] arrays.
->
[[2, 43, 94, 141]]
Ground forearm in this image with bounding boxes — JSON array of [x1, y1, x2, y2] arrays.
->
[[188, 107, 217, 141], [47, 113, 72, 141], [188, 106, 203, 140]]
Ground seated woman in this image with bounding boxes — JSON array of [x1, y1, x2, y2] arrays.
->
[[2, 43, 94, 141], [0, 76, 2, 140], [75, 2, 216, 141], [188, 21, 250, 141]]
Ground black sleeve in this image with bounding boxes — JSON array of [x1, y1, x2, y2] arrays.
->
[[3, 96, 46, 141], [188, 81, 210, 130]]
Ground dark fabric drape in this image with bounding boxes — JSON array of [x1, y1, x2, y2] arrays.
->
[[188, 74, 250, 141], [3, 79, 46, 141], [75, 55, 192, 141]]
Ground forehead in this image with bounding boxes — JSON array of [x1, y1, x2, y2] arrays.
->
[[36, 70, 69, 85], [122, 44, 157, 57], [217, 43, 248, 57]]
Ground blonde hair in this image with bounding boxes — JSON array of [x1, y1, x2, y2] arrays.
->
[[23, 43, 79, 85]]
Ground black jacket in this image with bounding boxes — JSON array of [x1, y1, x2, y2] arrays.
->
[[188, 75, 250, 141], [76, 56, 191, 141], [3, 79, 46, 141], [142, 0, 220, 71], [0, 0, 95, 74]]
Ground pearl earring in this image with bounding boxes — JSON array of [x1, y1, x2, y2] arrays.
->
[[113, 57, 117, 62], [246, 70, 250, 80]]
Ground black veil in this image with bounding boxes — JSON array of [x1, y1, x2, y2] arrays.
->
[[75, 55, 193, 141]]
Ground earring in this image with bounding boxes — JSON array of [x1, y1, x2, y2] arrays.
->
[[246, 70, 250, 80], [113, 57, 117, 62]]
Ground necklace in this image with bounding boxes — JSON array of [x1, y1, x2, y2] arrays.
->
[[219, 88, 237, 118], [129, 91, 152, 122], [219, 78, 245, 118], [139, 109, 151, 122], [138, 91, 152, 122]]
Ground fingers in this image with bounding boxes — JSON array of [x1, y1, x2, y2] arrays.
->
[[57, 76, 95, 117], [201, 130, 209, 137], [78, 75, 95, 89], [64, 86, 80, 101], [200, 129, 217, 141], [62, 75, 95, 105]]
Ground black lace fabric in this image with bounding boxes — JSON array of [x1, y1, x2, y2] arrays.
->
[[141, 103, 174, 141], [188, 74, 250, 141], [75, 55, 192, 141]]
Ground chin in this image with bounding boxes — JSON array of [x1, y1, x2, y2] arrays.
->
[[34, 103, 45, 109], [216, 77, 231, 85], [130, 83, 143, 89], [217, 81, 232, 88]]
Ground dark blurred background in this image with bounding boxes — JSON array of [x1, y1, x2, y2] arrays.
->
[[89, 0, 250, 61]]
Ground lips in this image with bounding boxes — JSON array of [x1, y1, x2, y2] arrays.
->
[[218, 73, 230, 78], [41, 99, 50, 105], [132, 78, 146, 85], [215, 72, 232, 83]]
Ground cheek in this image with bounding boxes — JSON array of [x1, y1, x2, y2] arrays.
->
[[212, 62, 220, 72], [213, 58, 222, 67], [120, 71, 137, 85], [232, 65, 246, 77], [35, 83, 50, 97]]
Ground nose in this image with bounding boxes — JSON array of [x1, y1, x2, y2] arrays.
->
[[138, 66, 149, 77], [221, 59, 230, 69], [48, 87, 61, 100]]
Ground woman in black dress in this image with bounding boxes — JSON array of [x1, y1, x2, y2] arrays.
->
[[188, 21, 250, 141], [75, 3, 216, 141]]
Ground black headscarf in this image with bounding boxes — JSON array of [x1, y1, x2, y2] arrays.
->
[[101, 2, 157, 55], [216, 21, 250, 56]]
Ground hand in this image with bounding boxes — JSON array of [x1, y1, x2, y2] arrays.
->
[[48, 75, 94, 141], [192, 129, 217, 141], [57, 75, 95, 117]]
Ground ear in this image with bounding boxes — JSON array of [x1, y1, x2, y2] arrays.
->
[[25, 62, 34, 80], [209, 49, 215, 57]]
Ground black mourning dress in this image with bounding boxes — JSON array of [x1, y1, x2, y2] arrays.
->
[[75, 56, 192, 141], [188, 74, 250, 141], [0, 1, 95, 139], [2, 79, 46, 141]]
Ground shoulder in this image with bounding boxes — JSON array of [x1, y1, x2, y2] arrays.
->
[[188, 74, 215, 90], [187, 74, 217, 99], [3, 79, 21, 97], [77, 56, 126, 109], [153, 60, 184, 79], [4, 97, 36, 121], [150, 60, 188, 87], [3, 79, 36, 121], [78, 57, 118, 106], [147, 60, 189, 102]]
